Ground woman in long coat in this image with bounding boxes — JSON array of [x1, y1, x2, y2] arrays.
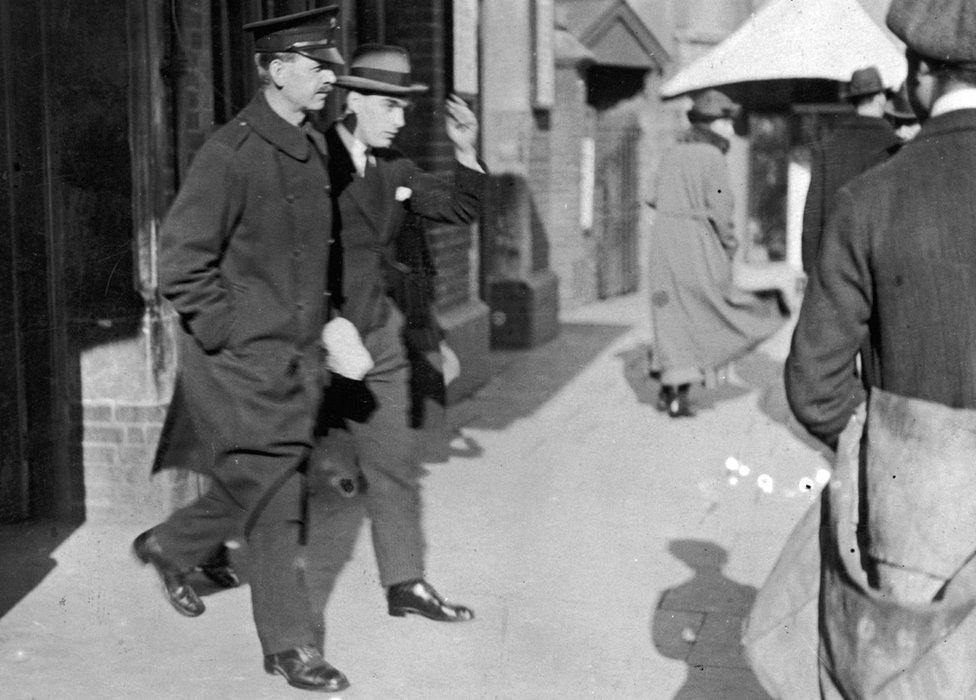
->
[[648, 90, 787, 417]]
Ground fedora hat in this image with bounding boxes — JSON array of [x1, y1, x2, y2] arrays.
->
[[846, 66, 886, 100], [887, 0, 976, 67], [244, 5, 343, 66], [687, 89, 740, 122], [335, 44, 429, 95]]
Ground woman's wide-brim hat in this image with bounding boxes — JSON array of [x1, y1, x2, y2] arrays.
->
[[687, 89, 740, 122], [335, 44, 429, 95]]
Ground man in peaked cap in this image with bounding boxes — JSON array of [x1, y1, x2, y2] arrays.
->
[[785, 0, 976, 692], [800, 65, 899, 275], [133, 6, 351, 693], [303, 43, 484, 658]]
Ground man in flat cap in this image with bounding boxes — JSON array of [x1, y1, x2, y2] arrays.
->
[[800, 66, 899, 275], [785, 0, 976, 692], [133, 6, 350, 693], [303, 43, 484, 659]]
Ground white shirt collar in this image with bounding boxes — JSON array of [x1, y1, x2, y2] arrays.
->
[[336, 122, 371, 176], [930, 87, 976, 117]]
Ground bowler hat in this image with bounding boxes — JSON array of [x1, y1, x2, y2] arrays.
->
[[687, 89, 740, 122], [335, 44, 429, 95], [846, 66, 886, 100], [888, 0, 976, 66], [885, 82, 918, 122], [244, 6, 344, 66]]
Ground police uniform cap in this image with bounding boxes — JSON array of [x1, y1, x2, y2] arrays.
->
[[244, 6, 344, 66]]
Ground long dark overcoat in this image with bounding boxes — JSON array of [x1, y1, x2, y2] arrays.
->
[[786, 108, 976, 448], [152, 93, 332, 496], [801, 114, 898, 273]]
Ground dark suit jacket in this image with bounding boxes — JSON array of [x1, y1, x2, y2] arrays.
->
[[153, 93, 332, 474], [786, 109, 976, 447], [801, 115, 899, 273], [323, 123, 485, 336]]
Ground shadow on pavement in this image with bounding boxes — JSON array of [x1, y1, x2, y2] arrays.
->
[[0, 519, 81, 619], [733, 351, 829, 455], [651, 539, 771, 699], [451, 322, 631, 434]]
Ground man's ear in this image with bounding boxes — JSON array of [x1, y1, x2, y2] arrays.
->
[[268, 58, 289, 88]]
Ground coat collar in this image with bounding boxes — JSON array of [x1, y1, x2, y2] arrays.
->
[[912, 108, 976, 145], [237, 92, 310, 161]]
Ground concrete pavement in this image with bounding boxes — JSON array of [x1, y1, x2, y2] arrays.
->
[[0, 290, 830, 699]]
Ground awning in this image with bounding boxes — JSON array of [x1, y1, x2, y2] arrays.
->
[[660, 0, 906, 98]]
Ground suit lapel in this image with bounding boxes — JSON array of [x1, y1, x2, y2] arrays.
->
[[325, 124, 392, 237]]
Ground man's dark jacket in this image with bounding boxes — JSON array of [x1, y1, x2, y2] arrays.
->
[[152, 93, 332, 487], [786, 109, 976, 447], [801, 114, 899, 273]]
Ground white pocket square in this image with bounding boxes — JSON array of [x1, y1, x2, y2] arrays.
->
[[395, 186, 412, 202]]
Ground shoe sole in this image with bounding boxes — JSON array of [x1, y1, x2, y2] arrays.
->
[[388, 607, 474, 622], [131, 542, 205, 618], [265, 664, 350, 692]]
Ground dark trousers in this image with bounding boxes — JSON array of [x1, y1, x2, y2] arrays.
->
[[306, 307, 426, 642], [152, 447, 317, 655]]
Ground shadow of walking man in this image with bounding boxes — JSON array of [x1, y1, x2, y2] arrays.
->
[[651, 539, 770, 699]]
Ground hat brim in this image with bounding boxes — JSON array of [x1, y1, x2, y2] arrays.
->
[[293, 47, 345, 66], [335, 75, 429, 95]]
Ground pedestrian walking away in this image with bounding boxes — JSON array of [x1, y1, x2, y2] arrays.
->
[[782, 0, 976, 694], [801, 65, 899, 275], [305, 43, 485, 665], [131, 6, 351, 693], [646, 89, 788, 418]]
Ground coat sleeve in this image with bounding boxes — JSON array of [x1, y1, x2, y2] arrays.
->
[[402, 159, 485, 225], [785, 186, 871, 449], [157, 139, 243, 352], [801, 144, 826, 275]]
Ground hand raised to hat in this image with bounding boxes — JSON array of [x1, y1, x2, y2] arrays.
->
[[444, 94, 479, 160]]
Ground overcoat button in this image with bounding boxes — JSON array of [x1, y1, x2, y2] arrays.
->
[[286, 194, 296, 203]]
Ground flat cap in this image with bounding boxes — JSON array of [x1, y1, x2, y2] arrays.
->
[[244, 6, 343, 65], [887, 0, 976, 66]]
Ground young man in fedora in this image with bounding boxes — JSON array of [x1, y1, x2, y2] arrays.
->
[[133, 7, 350, 693], [786, 0, 976, 691], [305, 43, 485, 660], [801, 65, 899, 275]]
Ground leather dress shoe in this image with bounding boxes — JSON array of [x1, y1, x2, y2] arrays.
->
[[264, 645, 349, 692], [387, 579, 474, 622], [132, 530, 205, 617], [197, 544, 240, 589]]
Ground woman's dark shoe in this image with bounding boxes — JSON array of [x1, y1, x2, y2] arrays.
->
[[132, 530, 205, 617], [387, 579, 474, 622], [661, 384, 695, 418], [264, 645, 349, 692], [197, 544, 241, 589]]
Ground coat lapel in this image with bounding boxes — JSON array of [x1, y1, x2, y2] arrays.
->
[[325, 123, 398, 239]]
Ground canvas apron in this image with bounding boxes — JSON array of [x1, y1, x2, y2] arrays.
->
[[743, 389, 976, 698]]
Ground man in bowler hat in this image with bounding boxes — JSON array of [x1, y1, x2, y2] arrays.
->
[[787, 0, 976, 622], [305, 43, 484, 656], [800, 65, 900, 275], [132, 7, 349, 693]]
